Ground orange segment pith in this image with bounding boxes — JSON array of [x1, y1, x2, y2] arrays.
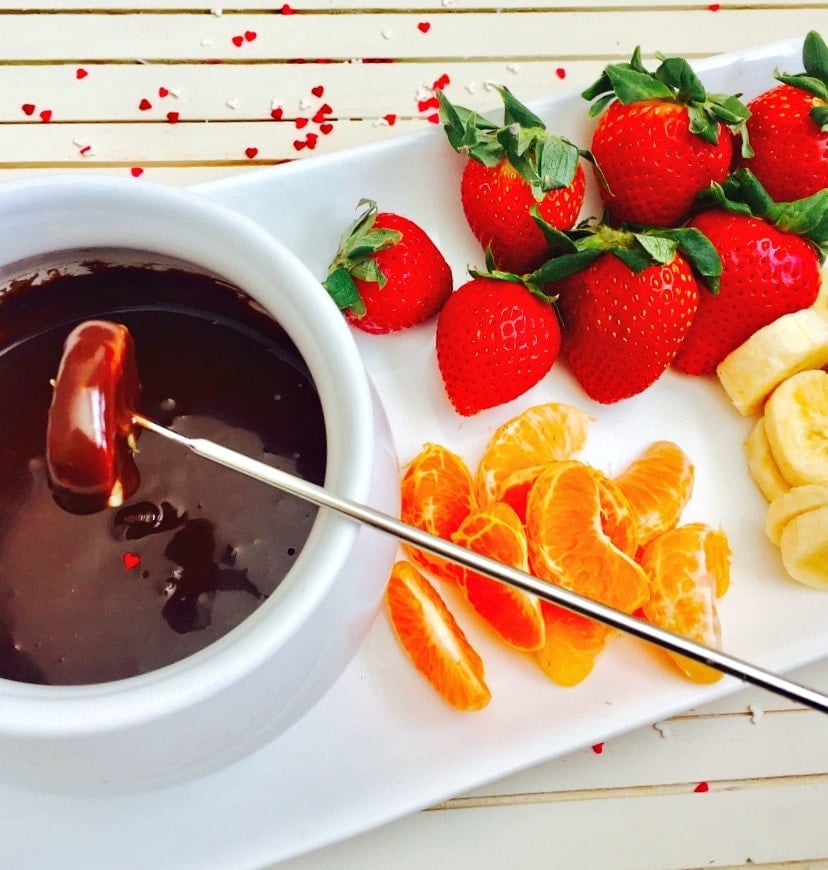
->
[[385, 561, 491, 711], [534, 602, 618, 687], [614, 441, 694, 550], [638, 523, 731, 684], [476, 402, 592, 504], [451, 501, 544, 651], [400, 442, 476, 583], [526, 460, 650, 614]]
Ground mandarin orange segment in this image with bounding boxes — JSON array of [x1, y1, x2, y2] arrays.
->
[[526, 461, 650, 614], [594, 471, 639, 557], [534, 602, 618, 687], [400, 442, 476, 583], [495, 465, 544, 524], [638, 523, 731, 684], [476, 402, 592, 504], [451, 501, 544, 651], [613, 441, 694, 550], [385, 561, 491, 711]]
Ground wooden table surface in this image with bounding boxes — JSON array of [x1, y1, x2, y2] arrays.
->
[[2, 4, 827, 869]]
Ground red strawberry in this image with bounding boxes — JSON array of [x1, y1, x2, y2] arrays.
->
[[582, 48, 751, 227], [438, 86, 588, 274], [674, 169, 826, 375], [324, 199, 452, 334], [435, 268, 561, 416], [535, 222, 720, 403], [738, 31, 828, 201]]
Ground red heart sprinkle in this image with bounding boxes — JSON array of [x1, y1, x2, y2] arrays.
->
[[158, 86, 169, 98], [244, 30, 257, 42], [79, 145, 92, 156], [130, 167, 144, 177], [270, 107, 284, 120], [311, 85, 324, 98], [694, 781, 710, 793], [708, 3, 721, 9], [426, 112, 440, 124], [75, 68, 88, 80], [555, 67, 567, 79], [591, 742, 604, 754], [305, 132, 318, 148], [319, 122, 334, 134], [39, 109, 52, 123], [431, 73, 450, 90], [245, 146, 259, 159], [295, 116, 308, 129], [139, 98, 152, 111], [21, 103, 35, 116], [293, 139, 306, 151], [417, 21, 431, 33], [417, 96, 439, 112], [166, 111, 179, 123], [383, 113, 397, 125], [312, 104, 332, 123], [123, 552, 141, 570], [232, 35, 244, 47], [280, 3, 294, 12]]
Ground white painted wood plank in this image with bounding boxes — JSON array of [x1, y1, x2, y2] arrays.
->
[[0, 61, 603, 123], [0, 10, 819, 61]]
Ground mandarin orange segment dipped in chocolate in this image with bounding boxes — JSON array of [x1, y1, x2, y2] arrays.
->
[[46, 320, 140, 514]]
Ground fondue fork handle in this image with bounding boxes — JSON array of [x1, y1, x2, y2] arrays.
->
[[133, 414, 828, 715]]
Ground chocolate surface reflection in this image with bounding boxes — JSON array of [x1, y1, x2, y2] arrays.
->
[[0, 262, 326, 684]]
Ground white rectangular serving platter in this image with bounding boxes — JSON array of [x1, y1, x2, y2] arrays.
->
[[1, 36, 825, 870]]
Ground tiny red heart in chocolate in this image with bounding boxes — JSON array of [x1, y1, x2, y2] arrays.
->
[[245, 146, 258, 159], [130, 167, 144, 177], [270, 107, 284, 120], [244, 30, 257, 42], [138, 98, 152, 111], [123, 552, 141, 570], [21, 103, 35, 116], [305, 133, 318, 148], [166, 111, 179, 123], [280, 2, 294, 12], [295, 116, 308, 129], [319, 122, 334, 134], [555, 67, 567, 79], [293, 140, 306, 151], [232, 35, 244, 47], [75, 68, 88, 80], [39, 109, 52, 123], [158, 86, 169, 97], [694, 781, 710, 793], [311, 85, 324, 98], [383, 113, 397, 125], [417, 21, 431, 32]]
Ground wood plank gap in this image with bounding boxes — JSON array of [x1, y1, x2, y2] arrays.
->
[[426, 772, 828, 810]]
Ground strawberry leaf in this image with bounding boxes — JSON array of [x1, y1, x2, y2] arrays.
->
[[324, 265, 365, 315], [649, 227, 722, 292], [323, 199, 403, 313], [776, 30, 828, 107], [439, 86, 589, 193]]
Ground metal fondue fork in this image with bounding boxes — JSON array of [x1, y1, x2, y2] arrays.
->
[[133, 413, 828, 714]]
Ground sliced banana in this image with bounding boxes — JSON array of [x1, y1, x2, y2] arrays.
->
[[815, 273, 828, 311], [778, 504, 828, 590], [764, 369, 828, 487], [716, 308, 828, 416], [766, 483, 828, 545], [744, 417, 791, 502]]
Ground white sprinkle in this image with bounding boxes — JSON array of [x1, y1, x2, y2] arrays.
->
[[382, 29, 394, 40], [372, 117, 390, 127], [168, 87, 184, 99], [211, 7, 222, 16], [415, 87, 432, 102], [653, 721, 673, 738], [200, 37, 214, 47], [506, 63, 520, 74], [484, 80, 499, 91], [72, 138, 88, 147], [270, 98, 285, 110], [226, 98, 240, 109], [298, 98, 311, 110], [465, 81, 478, 94], [748, 704, 764, 725]]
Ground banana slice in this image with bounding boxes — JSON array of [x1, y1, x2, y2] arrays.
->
[[779, 504, 828, 590], [766, 483, 828, 545], [716, 308, 828, 416], [764, 370, 828, 486], [815, 273, 828, 311], [744, 417, 791, 502]]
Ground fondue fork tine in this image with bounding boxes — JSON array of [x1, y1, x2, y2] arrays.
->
[[133, 413, 828, 714]]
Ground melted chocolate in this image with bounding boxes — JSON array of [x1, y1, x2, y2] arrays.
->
[[0, 262, 326, 685]]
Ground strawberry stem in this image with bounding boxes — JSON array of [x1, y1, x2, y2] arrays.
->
[[775, 31, 828, 130]]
